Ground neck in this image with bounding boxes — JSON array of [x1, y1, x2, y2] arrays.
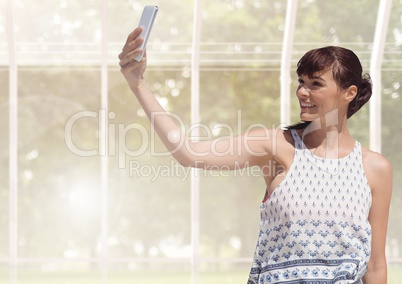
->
[[300, 114, 354, 158]]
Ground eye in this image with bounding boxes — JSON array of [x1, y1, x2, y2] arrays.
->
[[312, 81, 322, 86], [298, 78, 304, 84]]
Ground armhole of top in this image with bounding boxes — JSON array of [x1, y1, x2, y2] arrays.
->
[[289, 128, 302, 149], [262, 191, 270, 203], [261, 129, 299, 204]]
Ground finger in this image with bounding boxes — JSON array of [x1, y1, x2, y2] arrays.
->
[[125, 47, 144, 64], [119, 36, 144, 60], [119, 48, 144, 67], [125, 26, 143, 46], [119, 56, 143, 72]]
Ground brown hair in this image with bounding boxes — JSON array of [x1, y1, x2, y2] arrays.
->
[[296, 46, 372, 119]]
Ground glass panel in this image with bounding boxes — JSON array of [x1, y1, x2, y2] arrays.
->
[[198, 69, 280, 260], [383, 69, 402, 279], [105, 0, 195, 264], [199, 0, 285, 263], [201, 0, 286, 68], [17, 68, 101, 258], [14, 0, 102, 65], [107, 69, 192, 259], [383, 0, 402, 271]]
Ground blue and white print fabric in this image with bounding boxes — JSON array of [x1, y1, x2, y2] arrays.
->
[[248, 129, 372, 284]]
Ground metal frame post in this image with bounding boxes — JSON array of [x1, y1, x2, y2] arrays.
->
[[7, 0, 18, 270], [369, 0, 392, 152], [191, 1, 202, 283], [280, 0, 298, 125]]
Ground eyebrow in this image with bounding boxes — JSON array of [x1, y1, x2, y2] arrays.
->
[[298, 75, 326, 82], [310, 75, 326, 81]]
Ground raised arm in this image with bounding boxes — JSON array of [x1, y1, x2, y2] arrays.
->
[[119, 27, 275, 170]]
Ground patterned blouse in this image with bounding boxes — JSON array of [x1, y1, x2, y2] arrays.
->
[[248, 129, 372, 284]]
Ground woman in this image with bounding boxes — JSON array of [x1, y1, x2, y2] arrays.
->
[[119, 27, 392, 284]]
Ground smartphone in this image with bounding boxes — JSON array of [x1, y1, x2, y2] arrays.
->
[[134, 5, 159, 61]]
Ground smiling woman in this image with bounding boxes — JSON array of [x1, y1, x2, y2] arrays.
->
[[120, 22, 392, 283]]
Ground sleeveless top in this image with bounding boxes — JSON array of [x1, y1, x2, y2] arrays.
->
[[248, 129, 372, 284]]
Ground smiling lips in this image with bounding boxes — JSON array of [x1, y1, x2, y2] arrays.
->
[[300, 102, 316, 109]]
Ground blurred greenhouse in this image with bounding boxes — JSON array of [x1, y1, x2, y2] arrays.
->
[[0, 0, 401, 283]]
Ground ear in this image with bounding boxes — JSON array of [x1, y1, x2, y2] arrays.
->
[[343, 85, 358, 103]]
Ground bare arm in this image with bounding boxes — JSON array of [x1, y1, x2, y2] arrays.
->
[[119, 28, 274, 170], [362, 151, 393, 284]]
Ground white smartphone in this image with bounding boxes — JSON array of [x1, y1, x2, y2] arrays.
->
[[134, 5, 159, 61]]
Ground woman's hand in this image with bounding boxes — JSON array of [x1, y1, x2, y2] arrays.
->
[[118, 27, 147, 90]]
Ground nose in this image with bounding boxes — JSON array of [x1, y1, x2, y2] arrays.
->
[[297, 84, 309, 98]]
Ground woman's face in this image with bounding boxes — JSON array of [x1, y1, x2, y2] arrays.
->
[[296, 70, 347, 122]]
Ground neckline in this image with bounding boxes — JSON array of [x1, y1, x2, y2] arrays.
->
[[291, 129, 358, 161]]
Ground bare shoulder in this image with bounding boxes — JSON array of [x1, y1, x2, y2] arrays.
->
[[264, 127, 295, 147], [266, 127, 295, 162], [244, 127, 294, 155], [361, 146, 392, 173], [361, 145, 393, 192]]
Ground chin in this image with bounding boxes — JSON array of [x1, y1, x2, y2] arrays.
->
[[299, 114, 316, 122]]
